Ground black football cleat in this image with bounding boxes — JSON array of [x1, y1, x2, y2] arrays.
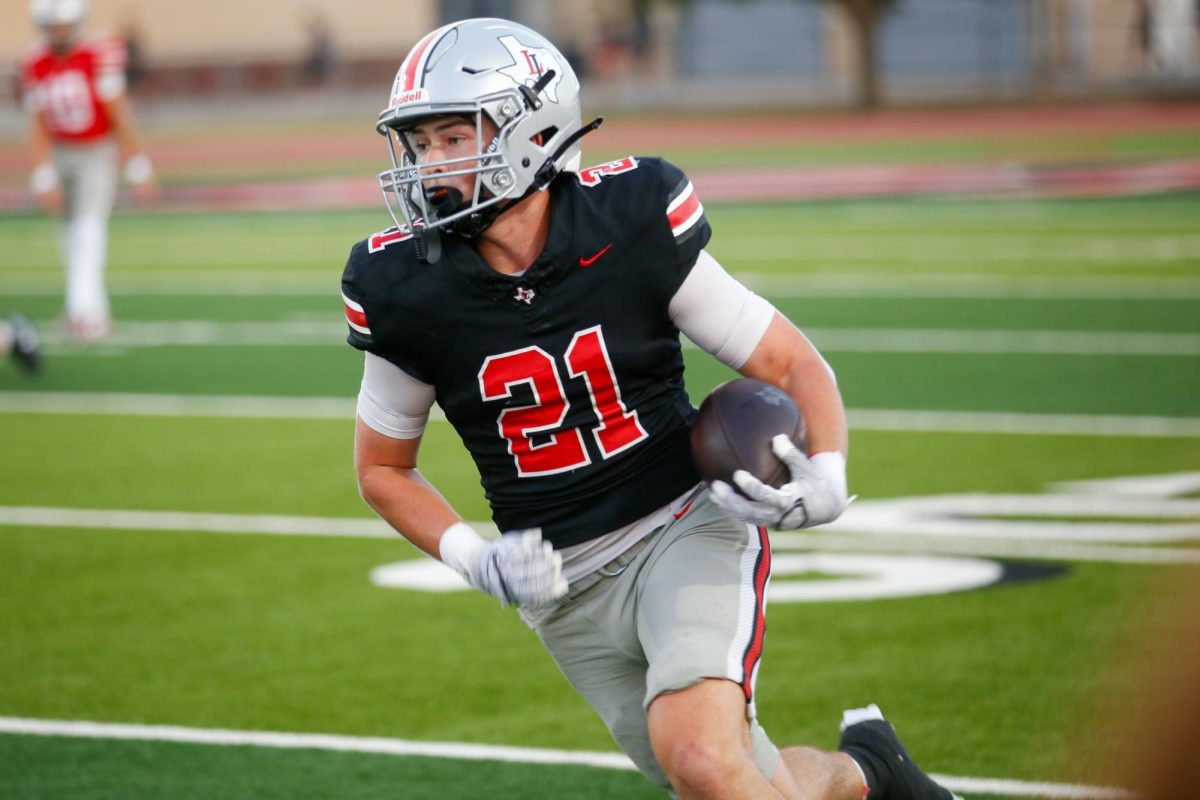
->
[[8, 314, 41, 374], [839, 704, 963, 800]]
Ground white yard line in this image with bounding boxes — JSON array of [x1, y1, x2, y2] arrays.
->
[[4, 506, 1197, 565], [0, 717, 1134, 798], [21, 319, 1200, 355], [0, 391, 358, 420], [4, 272, 1200, 299], [0, 276, 335, 296], [0, 506, 396, 538], [0, 716, 633, 771], [3, 391, 1198, 438], [37, 320, 345, 348], [846, 409, 1200, 438], [718, 235, 1200, 264], [777, 532, 1200, 565], [807, 328, 1200, 356]]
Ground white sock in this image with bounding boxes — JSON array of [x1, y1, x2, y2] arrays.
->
[[840, 703, 884, 732]]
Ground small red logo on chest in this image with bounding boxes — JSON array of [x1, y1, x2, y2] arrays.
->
[[579, 243, 613, 268]]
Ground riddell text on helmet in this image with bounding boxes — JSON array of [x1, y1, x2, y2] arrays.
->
[[390, 89, 429, 107]]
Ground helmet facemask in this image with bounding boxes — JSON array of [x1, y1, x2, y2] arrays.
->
[[377, 94, 530, 240], [374, 18, 602, 255]]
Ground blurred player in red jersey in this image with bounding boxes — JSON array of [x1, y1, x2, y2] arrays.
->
[[22, 0, 158, 342], [343, 17, 961, 800]]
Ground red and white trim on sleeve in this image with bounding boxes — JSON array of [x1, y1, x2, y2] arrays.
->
[[342, 293, 371, 336], [91, 36, 127, 70], [667, 181, 704, 238]]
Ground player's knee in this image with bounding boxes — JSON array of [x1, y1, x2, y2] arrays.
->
[[652, 727, 746, 796], [648, 714, 748, 796]]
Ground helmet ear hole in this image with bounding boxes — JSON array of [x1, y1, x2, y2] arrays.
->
[[532, 127, 558, 147]]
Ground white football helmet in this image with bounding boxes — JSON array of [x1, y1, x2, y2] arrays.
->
[[31, 0, 87, 27], [376, 18, 595, 241]]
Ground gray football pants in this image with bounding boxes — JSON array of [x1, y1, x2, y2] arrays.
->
[[523, 488, 780, 789], [52, 140, 117, 324]]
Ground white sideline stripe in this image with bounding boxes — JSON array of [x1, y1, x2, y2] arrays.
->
[[38, 320, 345, 348], [11, 270, 1196, 298], [4, 391, 1200, 438], [0, 717, 1134, 799], [806, 328, 1200, 356], [0, 717, 634, 771], [781, 532, 1200, 565], [848, 409, 1200, 438], [732, 273, 1200, 301], [3, 507, 1195, 565], [25, 319, 1200, 355], [931, 775, 1133, 800], [0, 506, 396, 538], [0, 392, 360, 420]]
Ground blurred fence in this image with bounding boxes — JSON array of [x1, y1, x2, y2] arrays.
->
[[1, 0, 1197, 118]]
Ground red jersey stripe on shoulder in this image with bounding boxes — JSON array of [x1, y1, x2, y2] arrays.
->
[[81, 36, 126, 63], [667, 182, 704, 238], [367, 227, 413, 253], [342, 292, 371, 335], [92, 36, 126, 53]]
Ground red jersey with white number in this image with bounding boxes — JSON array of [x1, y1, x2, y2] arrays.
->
[[341, 157, 711, 546], [21, 36, 127, 143]]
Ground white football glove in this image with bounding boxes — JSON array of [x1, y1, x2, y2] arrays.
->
[[710, 436, 852, 530], [439, 523, 568, 608]]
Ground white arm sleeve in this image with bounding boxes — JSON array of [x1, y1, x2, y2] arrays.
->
[[669, 250, 776, 369], [95, 71, 126, 101], [357, 352, 436, 439]]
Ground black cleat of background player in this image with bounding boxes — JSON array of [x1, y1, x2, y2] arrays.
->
[[8, 314, 42, 375], [839, 705, 963, 800]]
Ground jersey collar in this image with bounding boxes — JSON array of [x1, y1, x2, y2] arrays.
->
[[448, 176, 576, 302]]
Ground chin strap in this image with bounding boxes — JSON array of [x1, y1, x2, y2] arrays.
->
[[531, 116, 604, 192], [412, 222, 442, 264]]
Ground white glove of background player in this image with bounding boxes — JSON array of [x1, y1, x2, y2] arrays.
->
[[439, 523, 568, 608], [710, 436, 852, 530]]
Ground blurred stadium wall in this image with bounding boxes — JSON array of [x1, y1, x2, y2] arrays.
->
[[1, 0, 1197, 112]]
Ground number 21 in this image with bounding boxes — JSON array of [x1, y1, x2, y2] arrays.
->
[[478, 326, 648, 477]]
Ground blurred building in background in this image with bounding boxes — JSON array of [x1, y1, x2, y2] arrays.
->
[[1, 0, 1197, 115]]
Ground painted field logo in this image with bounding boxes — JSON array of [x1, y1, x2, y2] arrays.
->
[[370, 472, 1200, 602]]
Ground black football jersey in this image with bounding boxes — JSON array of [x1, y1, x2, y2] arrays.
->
[[341, 157, 711, 547]]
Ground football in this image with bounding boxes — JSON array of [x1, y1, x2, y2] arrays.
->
[[690, 378, 808, 489]]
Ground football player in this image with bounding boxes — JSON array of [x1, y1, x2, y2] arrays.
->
[[343, 17, 959, 800], [22, 0, 158, 342]]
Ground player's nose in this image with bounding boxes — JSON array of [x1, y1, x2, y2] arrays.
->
[[423, 140, 454, 168]]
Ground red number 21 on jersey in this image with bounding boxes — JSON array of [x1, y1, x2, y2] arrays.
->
[[478, 326, 649, 477]]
